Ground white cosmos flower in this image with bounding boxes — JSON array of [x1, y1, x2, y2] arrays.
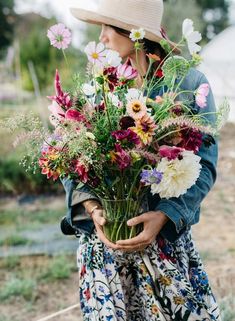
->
[[151, 150, 201, 199], [182, 19, 202, 55], [107, 93, 123, 108], [84, 41, 107, 67], [130, 28, 146, 42], [105, 49, 122, 67], [126, 88, 146, 103], [82, 83, 96, 96], [86, 132, 96, 140]]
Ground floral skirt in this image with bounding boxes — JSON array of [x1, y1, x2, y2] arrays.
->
[[77, 229, 221, 321]]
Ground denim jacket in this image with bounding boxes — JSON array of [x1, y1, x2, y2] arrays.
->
[[61, 68, 218, 242]]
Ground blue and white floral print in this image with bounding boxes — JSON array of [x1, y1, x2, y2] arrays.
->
[[77, 230, 221, 321]]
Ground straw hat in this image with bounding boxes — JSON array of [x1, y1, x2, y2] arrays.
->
[[70, 0, 180, 53]]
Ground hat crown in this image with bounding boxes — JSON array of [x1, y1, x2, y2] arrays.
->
[[98, 0, 163, 33]]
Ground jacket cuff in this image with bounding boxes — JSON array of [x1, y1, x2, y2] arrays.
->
[[71, 190, 100, 206], [155, 200, 187, 233]]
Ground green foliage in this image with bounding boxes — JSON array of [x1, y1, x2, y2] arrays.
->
[[39, 255, 75, 281], [162, 0, 204, 44], [0, 256, 21, 269], [163, 0, 229, 42], [0, 0, 15, 56], [0, 277, 36, 301], [0, 156, 62, 195], [0, 235, 33, 247], [0, 208, 66, 227]]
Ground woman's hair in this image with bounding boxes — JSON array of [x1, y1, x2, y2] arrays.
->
[[107, 24, 166, 77]]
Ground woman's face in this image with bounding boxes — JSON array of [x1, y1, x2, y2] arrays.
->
[[99, 24, 134, 58]]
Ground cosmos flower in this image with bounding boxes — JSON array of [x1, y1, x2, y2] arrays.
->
[[84, 41, 107, 67], [47, 23, 72, 49], [126, 89, 147, 120], [182, 19, 202, 55], [195, 83, 210, 108]]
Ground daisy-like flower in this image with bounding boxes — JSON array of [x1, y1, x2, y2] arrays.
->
[[195, 83, 209, 108], [47, 23, 72, 49], [151, 150, 202, 198], [105, 49, 122, 67], [84, 41, 107, 67], [130, 28, 146, 42], [182, 19, 202, 55], [131, 114, 157, 145], [126, 88, 147, 119]]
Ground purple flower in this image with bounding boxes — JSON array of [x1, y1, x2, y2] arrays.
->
[[140, 169, 163, 185], [47, 23, 72, 50]]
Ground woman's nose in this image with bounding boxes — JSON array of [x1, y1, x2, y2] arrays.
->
[[99, 26, 107, 44]]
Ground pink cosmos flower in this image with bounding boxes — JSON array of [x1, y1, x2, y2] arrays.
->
[[47, 23, 72, 50], [117, 60, 138, 80], [159, 145, 184, 160], [195, 83, 209, 108], [47, 70, 73, 109], [84, 41, 107, 67]]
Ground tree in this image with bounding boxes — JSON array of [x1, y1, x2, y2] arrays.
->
[[162, 0, 203, 43], [0, 0, 15, 56], [163, 0, 229, 42], [196, 0, 229, 39]]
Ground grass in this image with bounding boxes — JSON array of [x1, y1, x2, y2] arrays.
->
[[39, 254, 76, 281], [0, 235, 34, 247], [0, 277, 37, 301], [0, 256, 21, 269], [219, 295, 235, 321], [0, 208, 66, 227]]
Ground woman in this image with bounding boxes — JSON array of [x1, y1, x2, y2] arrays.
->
[[62, 0, 221, 320]]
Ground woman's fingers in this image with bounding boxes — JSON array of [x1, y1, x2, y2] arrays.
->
[[92, 210, 118, 250], [92, 209, 106, 226]]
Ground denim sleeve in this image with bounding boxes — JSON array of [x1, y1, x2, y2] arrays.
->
[[60, 177, 99, 226], [155, 71, 218, 234]]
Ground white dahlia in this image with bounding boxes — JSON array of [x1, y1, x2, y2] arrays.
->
[[151, 150, 202, 199]]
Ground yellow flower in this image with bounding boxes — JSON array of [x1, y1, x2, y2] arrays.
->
[[131, 114, 157, 146], [145, 284, 153, 294], [159, 275, 172, 286], [173, 296, 185, 305]]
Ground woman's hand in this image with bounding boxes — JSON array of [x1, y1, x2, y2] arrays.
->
[[115, 211, 169, 252], [92, 208, 119, 250]]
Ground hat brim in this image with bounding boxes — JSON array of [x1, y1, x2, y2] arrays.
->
[[70, 8, 180, 54]]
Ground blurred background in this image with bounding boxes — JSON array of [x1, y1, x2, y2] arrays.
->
[[0, 0, 235, 320]]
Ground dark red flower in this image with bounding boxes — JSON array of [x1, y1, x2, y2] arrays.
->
[[103, 66, 118, 91], [111, 129, 140, 145], [110, 144, 131, 170], [178, 129, 203, 153], [119, 116, 135, 129]]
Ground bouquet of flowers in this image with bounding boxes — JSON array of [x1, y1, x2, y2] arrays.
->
[[6, 20, 229, 242]]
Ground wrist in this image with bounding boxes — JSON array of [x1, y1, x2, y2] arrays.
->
[[82, 200, 102, 215]]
